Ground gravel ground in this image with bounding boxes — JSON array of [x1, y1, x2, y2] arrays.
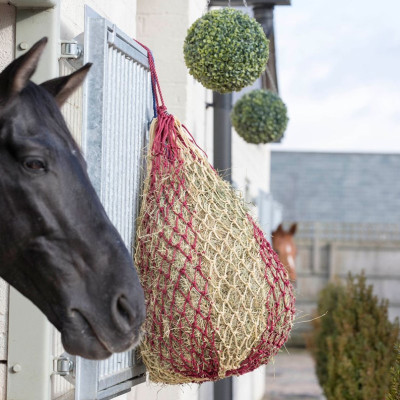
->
[[263, 349, 325, 400]]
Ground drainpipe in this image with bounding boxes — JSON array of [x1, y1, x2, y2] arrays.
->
[[212, 92, 233, 400], [212, 91, 233, 400], [253, 5, 278, 92], [213, 92, 233, 183]]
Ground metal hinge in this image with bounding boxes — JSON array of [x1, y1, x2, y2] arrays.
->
[[60, 40, 82, 59], [53, 353, 76, 384]]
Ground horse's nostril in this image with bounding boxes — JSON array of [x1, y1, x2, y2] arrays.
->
[[113, 294, 135, 333], [117, 296, 130, 322]]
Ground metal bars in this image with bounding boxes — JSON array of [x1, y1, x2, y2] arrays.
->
[[101, 45, 150, 248], [74, 6, 152, 400]]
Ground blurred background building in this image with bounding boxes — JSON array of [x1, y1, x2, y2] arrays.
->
[[271, 150, 400, 344]]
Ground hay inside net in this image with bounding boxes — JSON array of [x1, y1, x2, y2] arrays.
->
[[135, 113, 295, 384]]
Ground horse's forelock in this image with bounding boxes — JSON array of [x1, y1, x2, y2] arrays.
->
[[17, 81, 85, 162], [20, 82, 66, 127]]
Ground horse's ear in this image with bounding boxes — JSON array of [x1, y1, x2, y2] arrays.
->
[[289, 223, 297, 236], [40, 63, 92, 107], [274, 224, 284, 235], [0, 37, 47, 102]]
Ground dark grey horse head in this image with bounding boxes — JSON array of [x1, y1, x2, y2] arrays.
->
[[0, 38, 145, 359]]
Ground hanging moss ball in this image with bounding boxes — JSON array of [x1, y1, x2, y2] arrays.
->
[[183, 8, 269, 93], [231, 89, 288, 144]]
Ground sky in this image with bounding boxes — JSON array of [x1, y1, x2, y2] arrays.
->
[[270, 0, 400, 153]]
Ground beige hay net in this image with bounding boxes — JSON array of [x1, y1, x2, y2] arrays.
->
[[135, 113, 295, 384]]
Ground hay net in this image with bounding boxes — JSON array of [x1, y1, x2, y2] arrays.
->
[[134, 42, 295, 384]]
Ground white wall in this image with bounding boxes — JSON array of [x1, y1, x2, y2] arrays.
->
[[229, 6, 271, 217], [230, 134, 271, 400], [0, 4, 14, 71], [0, 4, 14, 399], [61, 0, 136, 39], [131, 382, 200, 400], [137, 0, 191, 120], [232, 133, 271, 204], [136, 0, 207, 143], [186, 1, 209, 146]]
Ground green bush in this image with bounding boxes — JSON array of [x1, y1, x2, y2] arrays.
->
[[183, 8, 269, 93], [386, 344, 400, 400], [231, 89, 288, 144], [308, 273, 399, 400]]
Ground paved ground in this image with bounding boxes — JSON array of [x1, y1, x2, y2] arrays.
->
[[263, 349, 325, 400]]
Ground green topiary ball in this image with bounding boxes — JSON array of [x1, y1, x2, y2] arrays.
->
[[231, 89, 288, 144], [183, 8, 269, 93]]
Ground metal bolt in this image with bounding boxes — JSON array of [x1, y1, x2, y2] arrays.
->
[[19, 42, 28, 51], [12, 364, 22, 373]]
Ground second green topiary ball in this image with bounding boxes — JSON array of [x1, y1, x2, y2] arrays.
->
[[231, 89, 288, 144], [184, 8, 269, 93]]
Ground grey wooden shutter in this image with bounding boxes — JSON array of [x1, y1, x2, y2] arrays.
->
[[73, 6, 152, 400]]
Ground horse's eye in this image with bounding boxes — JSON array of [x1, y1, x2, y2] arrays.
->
[[23, 158, 47, 173]]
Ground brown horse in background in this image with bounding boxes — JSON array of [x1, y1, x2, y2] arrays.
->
[[272, 223, 297, 281]]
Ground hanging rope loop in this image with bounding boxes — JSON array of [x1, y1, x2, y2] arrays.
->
[[134, 40, 166, 117]]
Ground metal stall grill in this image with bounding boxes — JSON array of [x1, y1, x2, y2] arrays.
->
[[74, 7, 153, 400], [92, 42, 151, 245]]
